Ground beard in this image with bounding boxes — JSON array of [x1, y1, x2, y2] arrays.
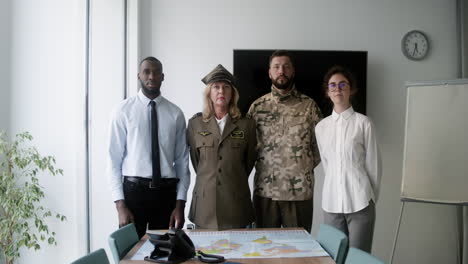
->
[[272, 75, 294, 90], [140, 80, 161, 97]]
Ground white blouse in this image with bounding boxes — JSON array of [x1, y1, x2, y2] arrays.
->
[[315, 107, 381, 213], [215, 114, 228, 134]]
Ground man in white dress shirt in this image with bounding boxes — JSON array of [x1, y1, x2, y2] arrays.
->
[[107, 56, 190, 238]]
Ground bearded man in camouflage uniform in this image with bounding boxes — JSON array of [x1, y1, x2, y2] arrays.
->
[[247, 50, 322, 232]]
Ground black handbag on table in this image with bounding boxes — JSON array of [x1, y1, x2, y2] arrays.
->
[[144, 229, 224, 264]]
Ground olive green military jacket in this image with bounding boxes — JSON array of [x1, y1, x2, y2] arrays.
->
[[187, 114, 257, 229]]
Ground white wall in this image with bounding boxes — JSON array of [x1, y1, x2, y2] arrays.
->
[[136, 0, 459, 263], [88, 0, 126, 256], [6, 0, 127, 261], [8, 0, 87, 263], [0, 0, 11, 133]]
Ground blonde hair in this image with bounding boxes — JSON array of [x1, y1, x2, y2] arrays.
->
[[202, 82, 242, 121]]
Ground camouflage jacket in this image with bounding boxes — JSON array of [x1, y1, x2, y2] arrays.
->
[[247, 86, 322, 201]]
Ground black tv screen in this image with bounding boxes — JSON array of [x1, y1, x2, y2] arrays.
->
[[233, 50, 367, 117]]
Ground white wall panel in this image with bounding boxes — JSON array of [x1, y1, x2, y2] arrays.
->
[[0, 0, 11, 133], [8, 0, 87, 262], [88, 0, 126, 256]]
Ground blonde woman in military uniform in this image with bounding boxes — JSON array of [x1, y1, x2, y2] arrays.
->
[[187, 64, 257, 230]]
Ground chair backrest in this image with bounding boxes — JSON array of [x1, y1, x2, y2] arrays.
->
[[345, 247, 385, 264], [316, 224, 349, 264], [108, 223, 139, 264], [0, 248, 5, 264], [71, 248, 110, 264]]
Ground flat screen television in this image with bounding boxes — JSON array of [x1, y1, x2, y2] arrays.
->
[[233, 50, 367, 116]]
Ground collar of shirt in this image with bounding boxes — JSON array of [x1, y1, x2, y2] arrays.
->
[[332, 106, 355, 121], [271, 85, 298, 103], [137, 89, 163, 106]]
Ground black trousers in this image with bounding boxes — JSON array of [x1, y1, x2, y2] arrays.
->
[[123, 177, 177, 238]]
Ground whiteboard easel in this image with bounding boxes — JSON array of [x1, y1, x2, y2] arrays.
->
[[390, 79, 468, 264]]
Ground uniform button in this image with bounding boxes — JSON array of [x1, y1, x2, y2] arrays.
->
[[202, 142, 205, 145], [219, 156, 222, 160], [217, 181, 221, 186], [218, 168, 222, 173]]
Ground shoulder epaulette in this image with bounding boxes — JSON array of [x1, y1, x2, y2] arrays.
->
[[190, 112, 202, 120]]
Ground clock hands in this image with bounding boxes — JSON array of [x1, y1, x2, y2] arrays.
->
[[412, 43, 419, 56]]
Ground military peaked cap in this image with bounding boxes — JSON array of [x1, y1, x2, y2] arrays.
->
[[201, 64, 235, 85]]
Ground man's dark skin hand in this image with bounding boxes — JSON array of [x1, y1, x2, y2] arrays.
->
[[169, 200, 186, 229], [115, 200, 135, 227]]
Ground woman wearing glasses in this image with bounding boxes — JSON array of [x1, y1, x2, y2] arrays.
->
[[315, 65, 381, 252]]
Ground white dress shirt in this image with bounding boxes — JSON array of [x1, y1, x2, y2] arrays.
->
[[315, 107, 381, 213], [107, 90, 190, 202]]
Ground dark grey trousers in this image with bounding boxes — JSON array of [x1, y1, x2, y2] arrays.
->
[[323, 200, 376, 253]]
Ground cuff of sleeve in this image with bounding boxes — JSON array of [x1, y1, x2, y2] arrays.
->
[[112, 189, 125, 202], [371, 191, 379, 203], [176, 191, 187, 201], [176, 182, 187, 201]]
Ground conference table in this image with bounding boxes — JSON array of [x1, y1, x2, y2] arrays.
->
[[120, 228, 335, 264]]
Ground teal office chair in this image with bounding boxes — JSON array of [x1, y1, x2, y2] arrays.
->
[[71, 248, 110, 264], [0, 248, 5, 264], [345, 247, 385, 264], [108, 223, 139, 264], [316, 224, 349, 264]]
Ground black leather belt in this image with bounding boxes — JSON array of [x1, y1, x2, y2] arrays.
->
[[125, 176, 151, 185], [124, 176, 179, 189]]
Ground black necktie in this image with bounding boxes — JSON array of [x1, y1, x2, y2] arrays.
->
[[150, 101, 161, 187]]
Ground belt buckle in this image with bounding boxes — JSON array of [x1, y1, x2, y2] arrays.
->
[[149, 180, 160, 189]]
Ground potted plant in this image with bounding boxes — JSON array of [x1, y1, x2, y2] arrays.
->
[[0, 131, 66, 264]]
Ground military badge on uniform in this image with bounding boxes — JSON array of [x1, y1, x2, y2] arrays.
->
[[198, 131, 211, 136], [230, 130, 244, 139]]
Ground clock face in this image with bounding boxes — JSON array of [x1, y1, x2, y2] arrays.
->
[[402, 30, 429, 60]]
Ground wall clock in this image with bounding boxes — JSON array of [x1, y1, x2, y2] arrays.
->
[[401, 30, 430, 60]]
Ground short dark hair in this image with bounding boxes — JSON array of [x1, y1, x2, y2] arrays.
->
[[322, 65, 358, 96], [269, 50, 295, 68], [139, 56, 163, 69]]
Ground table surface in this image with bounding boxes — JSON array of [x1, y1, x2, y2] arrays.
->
[[120, 228, 336, 264]]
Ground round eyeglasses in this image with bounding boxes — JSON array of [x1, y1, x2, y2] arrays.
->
[[328, 82, 349, 92]]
